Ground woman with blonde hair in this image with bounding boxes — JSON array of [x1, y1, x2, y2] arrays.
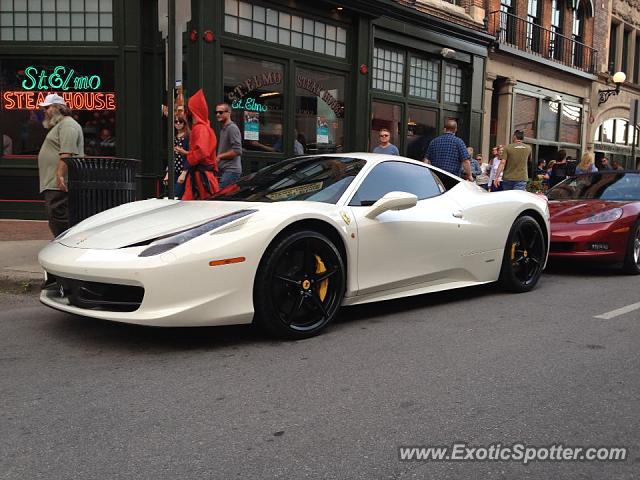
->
[[575, 151, 597, 174]]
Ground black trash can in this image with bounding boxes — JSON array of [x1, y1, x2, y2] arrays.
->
[[64, 157, 140, 226]]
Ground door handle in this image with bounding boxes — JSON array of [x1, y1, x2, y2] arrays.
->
[[452, 210, 463, 219]]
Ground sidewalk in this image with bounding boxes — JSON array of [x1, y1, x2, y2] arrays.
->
[[0, 220, 52, 293]]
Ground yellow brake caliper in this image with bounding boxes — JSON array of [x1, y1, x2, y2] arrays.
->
[[511, 242, 517, 261], [314, 254, 328, 301]]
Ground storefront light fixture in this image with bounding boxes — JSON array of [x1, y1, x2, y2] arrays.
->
[[598, 71, 626, 106], [259, 92, 280, 97]]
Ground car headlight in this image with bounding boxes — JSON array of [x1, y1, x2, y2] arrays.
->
[[576, 208, 623, 225], [138, 209, 256, 257]]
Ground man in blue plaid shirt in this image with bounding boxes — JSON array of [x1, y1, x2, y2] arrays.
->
[[424, 119, 471, 180]]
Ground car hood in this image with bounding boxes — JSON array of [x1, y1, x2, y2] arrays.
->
[[58, 199, 259, 249], [548, 199, 628, 223]]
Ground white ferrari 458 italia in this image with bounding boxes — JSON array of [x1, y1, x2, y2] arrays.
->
[[40, 153, 550, 338]]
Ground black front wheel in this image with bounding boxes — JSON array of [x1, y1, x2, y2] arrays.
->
[[622, 220, 640, 275], [499, 215, 546, 292], [254, 230, 345, 339]]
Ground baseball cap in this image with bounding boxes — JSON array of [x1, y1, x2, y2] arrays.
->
[[38, 93, 67, 107]]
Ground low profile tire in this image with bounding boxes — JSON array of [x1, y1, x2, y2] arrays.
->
[[622, 220, 640, 275], [254, 230, 345, 339], [499, 215, 546, 293]]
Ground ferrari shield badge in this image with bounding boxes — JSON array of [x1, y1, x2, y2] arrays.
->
[[340, 210, 351, 225]]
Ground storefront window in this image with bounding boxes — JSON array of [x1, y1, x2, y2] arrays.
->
[[373, 46, 404, 94], [600, 118, 614, 143], [614, 119, 628, 144], [370, 101, 401, 152], [629, 124, 639, 146], [409, 56, 439, 101], [594, 118, 639, 146], [443, 63, 462, 104], [295, 67, 344, 154], [560, 103, 581, 144], [0, 58, 116, 157], [0, 0, 113, 42], [513, 94, 537, 138], [406, 106, 437, 160], [539, 99, 559, 141], [224, 0, 346, 58], [223, 54, 284, 153]]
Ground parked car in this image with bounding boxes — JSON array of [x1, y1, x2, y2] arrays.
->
[[39, 153, 549, 338], [547, 171, 640, 274]]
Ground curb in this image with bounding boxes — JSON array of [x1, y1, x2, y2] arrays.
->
[[0, 271, 43, 295]]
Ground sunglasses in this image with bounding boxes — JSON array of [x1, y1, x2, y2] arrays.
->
[[174, 120, 185, 124], [215, 110, 229, 114], [379, 134, 389, 137]]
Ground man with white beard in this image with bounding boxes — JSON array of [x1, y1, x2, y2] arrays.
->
[[37, 94, 84, 236]]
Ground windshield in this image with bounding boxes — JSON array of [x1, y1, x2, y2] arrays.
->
[[210, 156, 367, 203], [547, 172, 640, 201]]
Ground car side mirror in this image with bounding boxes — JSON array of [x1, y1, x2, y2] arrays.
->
[[364, 191, 418, 219]]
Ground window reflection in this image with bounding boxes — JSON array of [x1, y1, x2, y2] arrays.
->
[[370, 101, 401, 152], [560, 103, 581, 144], [539, 100, 559, 141], [295, 67, 344, 155], [223, 54, 284, 153], [406, 107, 437, 160], [513, 94, 537, 138]]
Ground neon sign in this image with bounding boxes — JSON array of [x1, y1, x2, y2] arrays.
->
[[21, 65, 102, 91], [2, 91, 116, 111], [231, 97, 267, 112]]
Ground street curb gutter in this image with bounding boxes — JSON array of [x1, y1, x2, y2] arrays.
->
[[0, 271, 42, 295]]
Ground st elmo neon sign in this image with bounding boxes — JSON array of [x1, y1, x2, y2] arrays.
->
[[1, 65, 116, 111]]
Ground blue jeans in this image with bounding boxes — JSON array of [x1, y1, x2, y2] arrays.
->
[[502, 180, 527, 191], [219, 170, 241, 189], [174, 181, 185, 199]]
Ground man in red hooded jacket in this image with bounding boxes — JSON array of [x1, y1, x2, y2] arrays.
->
[[175, 89, 219, 200]]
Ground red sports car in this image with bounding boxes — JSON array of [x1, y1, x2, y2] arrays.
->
[[547, 171, 640, 274]]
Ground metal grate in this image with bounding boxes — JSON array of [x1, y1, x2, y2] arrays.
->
[[489, 10, 597, 74], [0, 0, 113, 42]]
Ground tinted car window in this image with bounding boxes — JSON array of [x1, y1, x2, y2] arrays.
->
[[349, 161, 443, 206], [547, 172, 640, 201], [210, 156, 366, 204]]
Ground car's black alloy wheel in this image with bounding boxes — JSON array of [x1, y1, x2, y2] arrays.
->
[[500, 215, 546, 292], [254, 230, 345, 339], [622, 219, 640, 275]]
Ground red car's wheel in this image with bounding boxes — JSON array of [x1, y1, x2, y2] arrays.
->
[[622, 220, 640, 275]]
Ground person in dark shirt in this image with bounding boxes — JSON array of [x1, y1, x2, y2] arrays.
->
[[423, 119, 471, 179], [549, 149, 568, 187]]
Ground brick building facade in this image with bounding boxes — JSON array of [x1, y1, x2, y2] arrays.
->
[[590, 0, 640, 169], [481, 0, 601, 169]]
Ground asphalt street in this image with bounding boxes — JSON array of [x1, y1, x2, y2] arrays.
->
[[1, 262, 639, 479]]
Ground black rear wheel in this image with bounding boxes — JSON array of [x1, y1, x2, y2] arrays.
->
[[499, 215, 546, 292], [254, 230, 345, 339], [622, 220, 640, 275]]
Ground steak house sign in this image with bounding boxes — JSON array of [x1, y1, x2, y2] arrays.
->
[[227, 71, 343, 117], [1, 65, 116, 111]]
